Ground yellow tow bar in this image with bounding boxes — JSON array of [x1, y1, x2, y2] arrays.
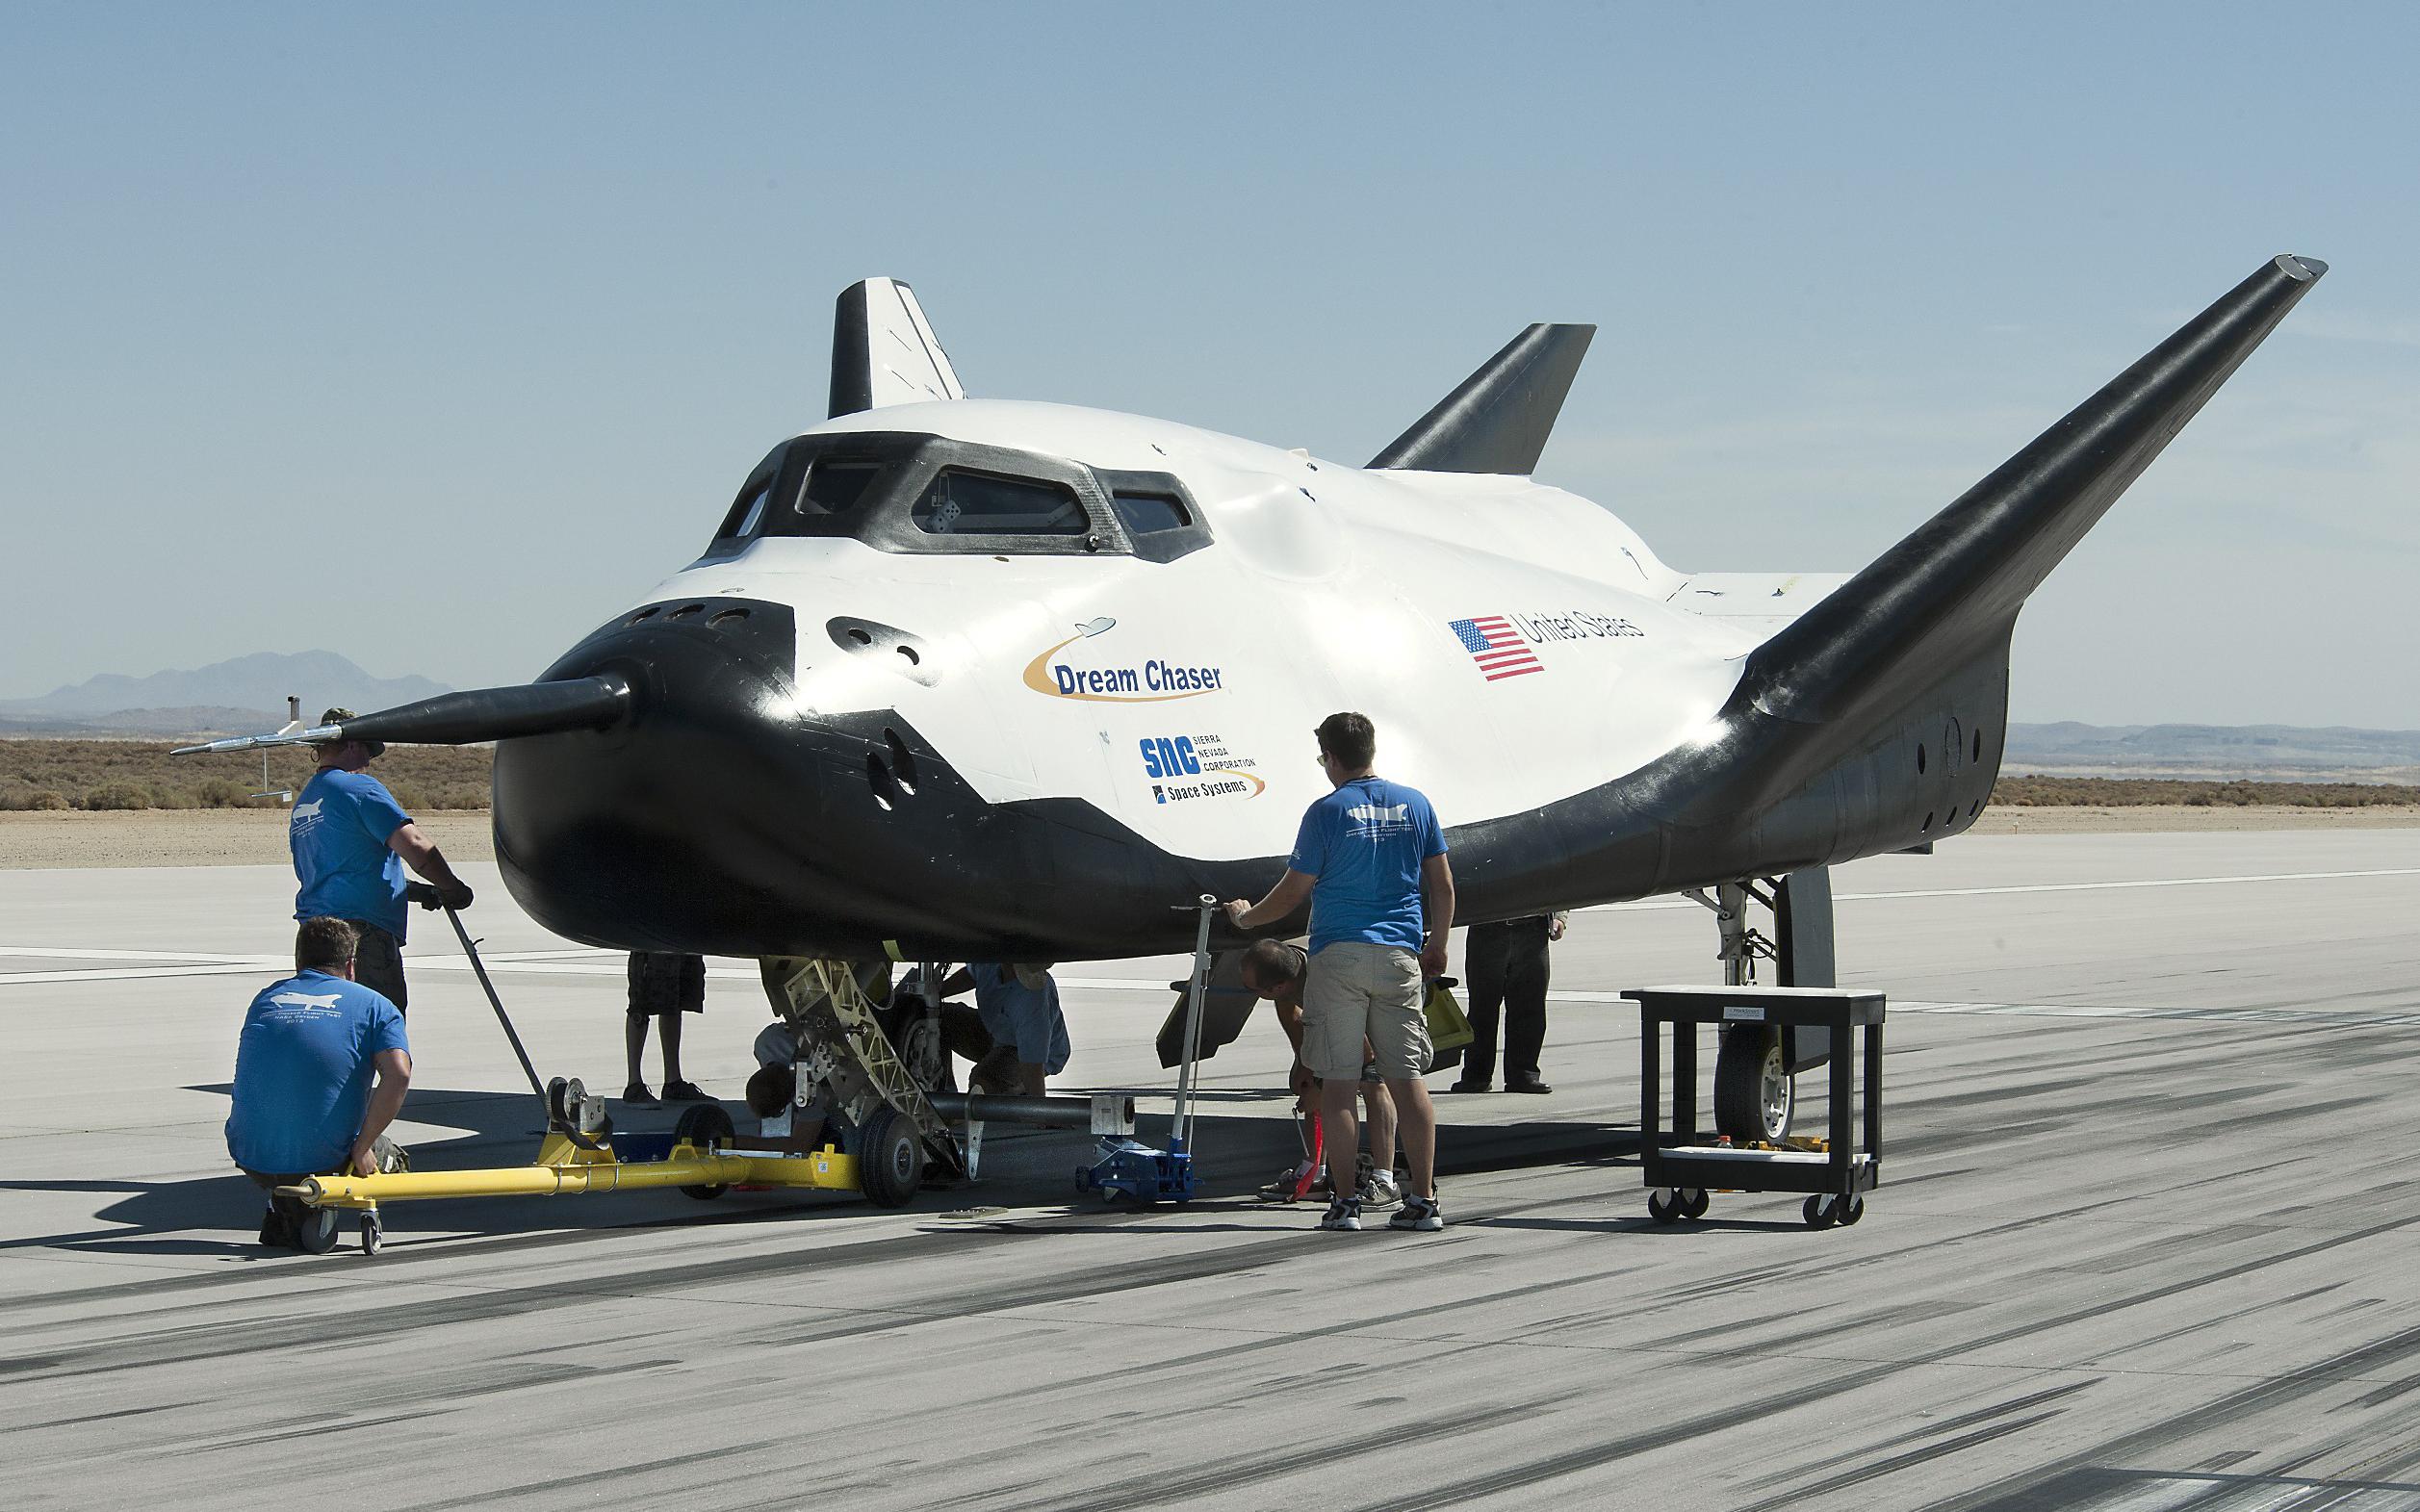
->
[[279, 1136, 860, 1213]]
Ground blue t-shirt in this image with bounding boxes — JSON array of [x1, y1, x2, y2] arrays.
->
[[1288, 777, 1448, 956], [224, 970, 409, 1175], [291, 768, 413, 941], [967, 963, 1071, 1074]]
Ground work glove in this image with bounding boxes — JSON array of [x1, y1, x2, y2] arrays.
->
[[439, 880, 475, 911]]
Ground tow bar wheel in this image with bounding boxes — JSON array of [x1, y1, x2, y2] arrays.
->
[[296, 1205, 343, 1255], [674, 1103, 736, 1200], [858, 1107, 925, 1208]]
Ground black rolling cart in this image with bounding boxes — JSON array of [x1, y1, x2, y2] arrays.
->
[[1622, 985, 1885, 1229]]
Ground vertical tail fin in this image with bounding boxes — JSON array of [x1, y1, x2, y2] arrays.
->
[[829, 277, 965, 419], [1368, 323, 1595, 474]]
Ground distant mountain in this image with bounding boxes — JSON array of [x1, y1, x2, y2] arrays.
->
[[0, 705, 305, 738], [0, 653, 450, 726], [2005, 723, 2420, 782]]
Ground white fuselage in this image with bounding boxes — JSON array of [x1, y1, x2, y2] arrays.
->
[[628, 399, 1824, 862]]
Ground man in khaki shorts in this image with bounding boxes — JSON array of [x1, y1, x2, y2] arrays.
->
[[1227, 712, 1455, 1232]]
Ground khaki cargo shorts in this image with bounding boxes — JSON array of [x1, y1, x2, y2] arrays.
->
[[1301, 940, 1429, 1081]]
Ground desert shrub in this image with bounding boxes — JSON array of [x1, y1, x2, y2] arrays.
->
[[193, 777, 252, 807], [0, 740, 496, 810], [1992, 775, 2420, 807], [0, 782, 71, 810]]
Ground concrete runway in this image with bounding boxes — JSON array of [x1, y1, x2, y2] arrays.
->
[[5, 829, 2418, 1510]]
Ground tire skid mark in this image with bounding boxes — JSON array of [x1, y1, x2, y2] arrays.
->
[[1913, 1321, 2420, 1512], [1326, 1207, 2420, 1509], [1750, 1378, 2101, 1490]]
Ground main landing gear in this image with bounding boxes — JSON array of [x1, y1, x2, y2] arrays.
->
[[1685, 867, 1837, 1146]]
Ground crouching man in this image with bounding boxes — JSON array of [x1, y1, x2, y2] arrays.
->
[[225, 917, 412, 1248]]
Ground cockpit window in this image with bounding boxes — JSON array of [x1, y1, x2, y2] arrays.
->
[[911, 469, 1089, 537], [733, 483, 772, 536], [802, 460, 880, 516], [1111, 492, 1191, 535], [759, 458, 882, 538], [715, 444, 788, 540], [698, 433, 1209, 565]]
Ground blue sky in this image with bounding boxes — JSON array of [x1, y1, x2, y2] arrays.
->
[[4, 3, 2413, 725]]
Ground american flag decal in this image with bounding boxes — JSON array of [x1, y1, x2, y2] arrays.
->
[[1448, 616, 1543, 680]]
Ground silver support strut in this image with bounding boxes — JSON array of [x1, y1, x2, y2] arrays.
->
[[1168, 894, 1219, 1148]]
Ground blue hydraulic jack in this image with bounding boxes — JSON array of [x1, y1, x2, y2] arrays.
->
[[1079, 895, 1218, 1204]]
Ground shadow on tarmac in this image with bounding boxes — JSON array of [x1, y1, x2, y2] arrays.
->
[[0, 1090, 1645, 1260]]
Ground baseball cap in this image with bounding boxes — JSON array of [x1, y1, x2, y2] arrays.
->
[[317, 708, 385, 760]]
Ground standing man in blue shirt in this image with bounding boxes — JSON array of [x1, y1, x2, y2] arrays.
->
[[1227, 712, 1455, 1233], [290, 709, 475, 1013], [226, 917, 412, 1248]]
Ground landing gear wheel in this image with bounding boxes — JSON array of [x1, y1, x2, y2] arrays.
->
[[1836, 1195, 1865, 1227], [1648, 1190, 1680, 1224], [359, 1211, 383, 1256], [882, 1006, 955, 1094], [857, 1107, 926, 1208], [1803, 1194, 1836, 1230], [296, 1206, 342, 1255], [674, 1103, 736, 1199], [1715, 1026, 1794, 1144], [1681, 1189, 1711, 1220]]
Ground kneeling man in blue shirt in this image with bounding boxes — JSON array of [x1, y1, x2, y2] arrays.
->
[[1228, 711, 1455, 1234], [226, 917, 412, 1248]]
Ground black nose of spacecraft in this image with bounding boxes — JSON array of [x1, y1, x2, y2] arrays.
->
[[491, 596, 826, 954]]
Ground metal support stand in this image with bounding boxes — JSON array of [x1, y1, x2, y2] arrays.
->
[[1624, 984, 1886, 1230], [1080, 895, 1218, 1203]]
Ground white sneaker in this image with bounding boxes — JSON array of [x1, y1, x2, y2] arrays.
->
[[1319, 1195, 1363, 1231], [1357, 1170, 1403, 1209]]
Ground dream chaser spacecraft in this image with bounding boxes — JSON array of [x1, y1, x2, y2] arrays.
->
[[192, 255, 2325, 1124]]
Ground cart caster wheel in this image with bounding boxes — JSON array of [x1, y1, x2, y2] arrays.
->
[[296, 1206, 343, 1254], [1647, 1190, 1680, 1224], [1681, 1189, 1711, 1220], [1836, 1195, 1865, 1227], [1803, 1194, 1836, 1230], [359, 1212, 383, 1256]]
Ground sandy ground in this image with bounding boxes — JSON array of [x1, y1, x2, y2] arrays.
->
[[1966, 803, 2420, 834], [0, 803, 2411, 869], [0, 809, 498, 868]]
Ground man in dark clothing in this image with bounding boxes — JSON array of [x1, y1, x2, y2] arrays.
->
[[1451, 911, 1568, 1094], [625, 952, 708, 1105]]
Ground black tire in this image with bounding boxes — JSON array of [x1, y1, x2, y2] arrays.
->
[[359, 1212, 383, 1256], [674, 1103, 735, 1199], [1714, 1025, 1794, 1144], [858, 1107, 925, 1208], [1837, 1195, 1865, 1227], [296, 1206, 343, 1255], [1682, 1189, 1711, 1220], [1803, 1194, 1833, 1230], [1647, 1191, 1678, 1224]]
